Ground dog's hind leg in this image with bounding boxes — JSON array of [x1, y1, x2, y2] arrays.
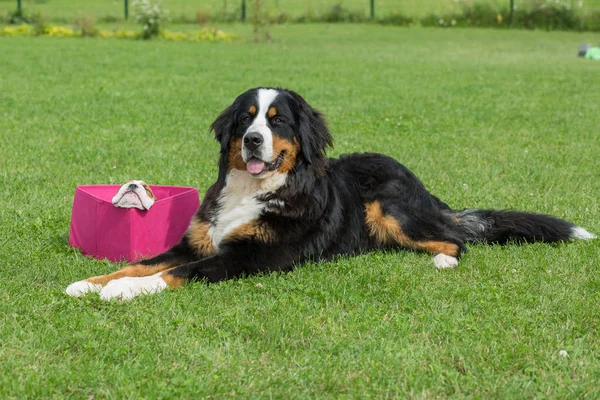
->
[[364, 200, 466, 269]]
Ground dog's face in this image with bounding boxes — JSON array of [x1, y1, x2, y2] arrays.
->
[[211, 88, 332, 179], [112, 180, 156, 210]]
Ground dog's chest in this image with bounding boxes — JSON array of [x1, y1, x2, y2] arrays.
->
[[208, 170, 286, 248]]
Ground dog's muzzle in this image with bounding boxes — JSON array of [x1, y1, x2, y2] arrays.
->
[[243, 131, 264, 152]]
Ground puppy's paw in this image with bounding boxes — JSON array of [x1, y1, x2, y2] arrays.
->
[[433, 253, 459, 269], [66, 280, 103, 297], [99, 274, 167, 301]]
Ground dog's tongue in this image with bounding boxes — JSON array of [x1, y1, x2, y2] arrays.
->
[[247, 158, 265, 174]]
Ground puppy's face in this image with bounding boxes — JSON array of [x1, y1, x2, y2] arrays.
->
[[211, 88, 332, 179], [112, 180, 156, 210]]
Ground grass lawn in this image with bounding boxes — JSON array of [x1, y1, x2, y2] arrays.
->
[[1, 24, 599, 398]]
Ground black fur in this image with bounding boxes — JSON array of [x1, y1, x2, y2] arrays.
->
[[452, 209, 576, 244]]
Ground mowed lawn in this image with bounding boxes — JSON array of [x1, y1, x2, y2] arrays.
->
[[1, 25, 599, 398]]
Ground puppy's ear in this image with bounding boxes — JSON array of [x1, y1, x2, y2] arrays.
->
[[210, 102, 238, 152], [288, 90, 333, 167]]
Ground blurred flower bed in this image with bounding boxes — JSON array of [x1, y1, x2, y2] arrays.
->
[[1, 24, 235, 42]]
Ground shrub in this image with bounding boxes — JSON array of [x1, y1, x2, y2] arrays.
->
[[0, 24, 236, 42], [132, 0, 169, 39], [270, 12, 290, 24], [7, 9, 44, 25], [583, 10, 600, 31], [98, 13, 120, 23], [196, 8, 210, 26], [415, 0, 599, 32], [322, 4, 367, 23], [517, 0, 579, 31], [46, 25, 75, 37], [378, 12, 413, 27], [73, 16, 97, 37], [1, 24, 34, 37], [8, 9, 27, 24], [32, 15, 50, 36], [459, 3, 505, 27]]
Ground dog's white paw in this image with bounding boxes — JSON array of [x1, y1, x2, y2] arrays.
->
[[66, 280, 103, 297], [433, 254, 459, 269], [99, 273, 167, 301]]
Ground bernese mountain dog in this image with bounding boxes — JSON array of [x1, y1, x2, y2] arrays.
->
[[66, 87, 596, 301]]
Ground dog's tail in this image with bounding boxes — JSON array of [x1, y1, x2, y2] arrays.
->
[[449, 209, 596, 244]]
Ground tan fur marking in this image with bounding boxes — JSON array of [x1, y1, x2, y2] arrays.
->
[[267, 107, 277, 118], [227, 137, 246, 171], [365, 201, 413, 246], [365, 201, 459, 256], [416, 241, 460, 257], [272, 136, 300, 173], [249, 105, 257, 115], [223, 221, 274, 244], [141, 182, 157, 200], [187, 219, 216, 256], [86, 263, 173, 286], [161, 268, 186, 289]]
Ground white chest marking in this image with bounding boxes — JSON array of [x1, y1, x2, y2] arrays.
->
[[209, 170, 287, 248]]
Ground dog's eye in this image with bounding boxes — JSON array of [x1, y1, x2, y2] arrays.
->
[[241, 116, 251, 124], [272, 117, 283, 126]]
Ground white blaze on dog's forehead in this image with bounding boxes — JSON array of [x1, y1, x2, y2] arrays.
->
[[243, 88, 279, 162], [255, 88, 279, 118]]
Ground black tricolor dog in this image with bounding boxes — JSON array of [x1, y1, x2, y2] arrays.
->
[[67, 87, 596, 300]]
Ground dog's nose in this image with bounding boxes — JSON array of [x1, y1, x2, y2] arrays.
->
[[127, 183, 138, 190], [243, 132, 264, 151]]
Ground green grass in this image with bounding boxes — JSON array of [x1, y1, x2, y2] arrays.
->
[[3, 0, 600, 22], [1, 25, 600, 398]]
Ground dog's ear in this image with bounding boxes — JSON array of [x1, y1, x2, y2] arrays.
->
[[210, 100, 240, 183], [288, 90, 333, 167], [210, 102, 238, 152]]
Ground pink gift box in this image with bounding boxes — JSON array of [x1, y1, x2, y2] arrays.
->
[[68, 185, 199, 262]]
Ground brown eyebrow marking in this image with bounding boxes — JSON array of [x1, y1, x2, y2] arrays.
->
[[249, 105, 257, 115], [268, 107, 277, 118]]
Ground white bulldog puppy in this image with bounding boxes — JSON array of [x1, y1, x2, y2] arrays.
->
[[112, 180, 157, 211]]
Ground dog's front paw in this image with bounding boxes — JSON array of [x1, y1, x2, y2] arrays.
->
[[99, 274, 167, 301], [66, 280, 103, 297], [433, 253, 459, 269]]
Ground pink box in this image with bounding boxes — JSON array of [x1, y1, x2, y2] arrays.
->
[[68, 185, 199, 262]]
